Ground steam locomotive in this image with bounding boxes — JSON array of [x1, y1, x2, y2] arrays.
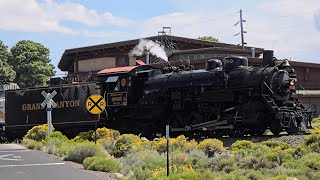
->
[[0, 50, 311, 140], [100, 50, 310, 137]]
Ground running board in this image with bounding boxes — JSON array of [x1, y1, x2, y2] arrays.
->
[[170, 120, 228, 132]]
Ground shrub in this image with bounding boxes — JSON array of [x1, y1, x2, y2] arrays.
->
[[231, 140, 256, 153], [304, 134, 320, 153], [74, 130, 95, 141], [197, 138, 224, 157], [55, 140, 76, 157], [97, 137, 116, 154], [291, 145, 308, 159], [24, 124, 54, 141], [245, 171, 264, 180], [172, 152, 188, 165], [64, 141, 105, 163], [83, 156, 100, 169], [206, 155, 236, 172], [149, 170, 214, 180], [304, 134, 320, 146], [239, 156, 272, 170], [152, 138, 167, 153], [95, 127, 120, 140], [261, 141, 290, 150], [171, 135, 187, 150], [311, 116, 320, 129], [22, 138, 43, 150], [87, 157, 121, 173], [48, 131, 68, 140], [301, 153, 320, 171], [250, 144, 274, 157], [185, 139, 198, 152], [133, 167, 152, 180], [113, 134, 142, 157]]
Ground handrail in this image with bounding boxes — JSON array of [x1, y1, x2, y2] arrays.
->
[[263, 82, 274, 94]]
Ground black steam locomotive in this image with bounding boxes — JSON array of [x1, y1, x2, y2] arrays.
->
[[100, 50, 310, 137], [0, 51, 311, 140]]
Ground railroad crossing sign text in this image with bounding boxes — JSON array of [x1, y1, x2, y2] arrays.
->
[[86, 94, 106, 114]]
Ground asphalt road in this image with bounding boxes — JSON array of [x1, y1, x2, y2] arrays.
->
[[0, 144, 108, 180]]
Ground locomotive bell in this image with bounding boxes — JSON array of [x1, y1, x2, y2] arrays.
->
[[282, 59, 291, 67]]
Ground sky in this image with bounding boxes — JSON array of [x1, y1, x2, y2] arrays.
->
[[1, 0, 319, 75]]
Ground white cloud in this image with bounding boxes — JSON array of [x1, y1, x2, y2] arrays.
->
[[139, 0, 320, 62], [42, 0, 133, 27], [0, 0, 132, 33], [0, 0, 73, 33]]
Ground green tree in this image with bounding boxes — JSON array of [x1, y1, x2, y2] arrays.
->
[[0, 40, 16, 81], [198, 36, 219, 42], [9, 40, 55, 88]]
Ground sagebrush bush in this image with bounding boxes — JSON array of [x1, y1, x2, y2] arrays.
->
[[172, 152, 189, 165], [197, 138, 224, 157], [22, 138, 43, 150], [261, 141, 290, 150], [311, 116, 320, 128], [301, 153, 320, 171], [148, 169, 214, 180], [97, 137, 116, 154], [95, 127, 120, 140], [239, 156, 272, 170], [304, 134, 320, 153], [83, 156, 100, 169], [231, 140, 256, 153], [206, 155, 236, 172], [73, 130, 95, 141], [64, 141, 105, 163], [86, 157, 121, 173], [152, 138, 167, 153], [245, 170, 264, 180], [133, 167, 152, 180], [113, 134, 142, 157], [24, 124, 53, 141], [48, 131, 68, 140]]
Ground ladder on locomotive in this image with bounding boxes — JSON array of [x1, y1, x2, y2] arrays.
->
[[261, 94, 280, 112]]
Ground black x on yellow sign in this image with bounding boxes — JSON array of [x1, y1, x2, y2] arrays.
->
[[86, 94, 106, 114]]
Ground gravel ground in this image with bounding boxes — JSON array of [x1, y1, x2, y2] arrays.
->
[[217, 134, 308, 148]]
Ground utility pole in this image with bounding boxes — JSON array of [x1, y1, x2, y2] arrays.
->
[[234, 9, 247, 49]]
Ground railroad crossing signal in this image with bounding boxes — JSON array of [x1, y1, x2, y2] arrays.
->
[[41, 90, 57, 136], [86, 94, 106, 114]]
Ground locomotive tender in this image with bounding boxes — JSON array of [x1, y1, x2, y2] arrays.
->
[[0, 50, 311, 139]]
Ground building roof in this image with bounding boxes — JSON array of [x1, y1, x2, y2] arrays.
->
[[97, 66, 137, 75], [58, 35, 263, 71]]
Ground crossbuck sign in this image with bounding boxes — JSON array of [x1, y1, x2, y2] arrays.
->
[[41, 90, 57, 136]]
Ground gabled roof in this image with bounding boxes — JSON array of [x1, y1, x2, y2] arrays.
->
[[58, 35, 263, 71]]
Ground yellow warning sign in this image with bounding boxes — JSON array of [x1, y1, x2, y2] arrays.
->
[[86, 94, 106, 114]]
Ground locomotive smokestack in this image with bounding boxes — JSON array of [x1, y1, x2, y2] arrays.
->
[[263, 50, 274, 66]]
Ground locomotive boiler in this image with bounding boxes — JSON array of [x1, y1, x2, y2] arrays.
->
[[100, 50, 310, 137]]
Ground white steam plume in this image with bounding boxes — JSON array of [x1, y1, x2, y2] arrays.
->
[[129, 39, 168, 61]]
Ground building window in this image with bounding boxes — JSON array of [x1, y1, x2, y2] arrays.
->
[[116, 56, 129, 67]]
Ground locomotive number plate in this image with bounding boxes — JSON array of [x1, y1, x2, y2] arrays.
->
[[107, 92, 127, 106]]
